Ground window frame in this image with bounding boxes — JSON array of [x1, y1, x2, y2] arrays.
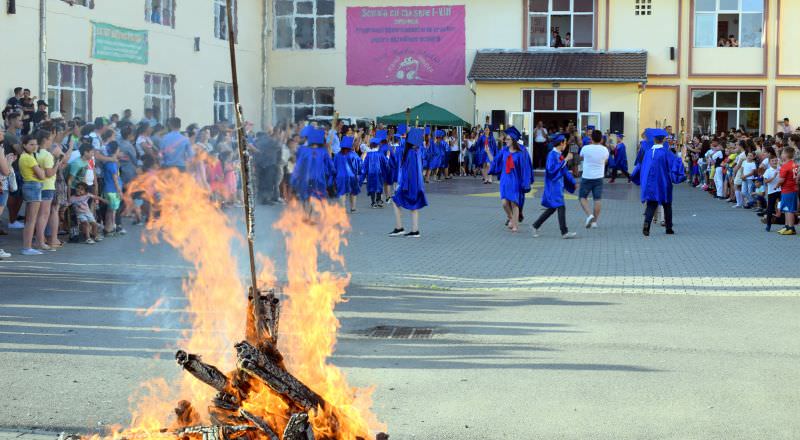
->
[[47, 60, 91, 121], [691, 89, 762, 135], [274, 0, 336, 50], [527, 0, 596, 49], [214, 0, 239, 42], [213, 81, 235, 124], [692, 0, 764, 48], [272, 87, 335, 125], [144, 72, 176, 125], [526, 88, 591, 113], [61, 0, 94, 8], [145, 0, 176, 27]]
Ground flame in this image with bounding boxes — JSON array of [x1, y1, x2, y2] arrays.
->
[[104, 168, 383, 440]]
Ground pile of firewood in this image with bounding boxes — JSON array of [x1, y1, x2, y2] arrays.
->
[[171, 289, 388, 440]]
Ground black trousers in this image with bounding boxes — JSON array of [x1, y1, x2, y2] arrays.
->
[[610, 168, 631, 180], [533, 206, 567, 234], [533, 142, 547, 169], [766, 192, 780, 228], [644, 201, 672, 229]]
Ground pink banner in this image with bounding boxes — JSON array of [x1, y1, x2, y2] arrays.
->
[[346, 5, 466, 86]]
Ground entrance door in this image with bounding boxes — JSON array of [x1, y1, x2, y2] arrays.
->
[[508, 112, 532, 136], [578, 112, 602, 132]]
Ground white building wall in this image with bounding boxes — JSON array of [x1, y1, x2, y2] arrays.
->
[[0, 0, 264, 127]]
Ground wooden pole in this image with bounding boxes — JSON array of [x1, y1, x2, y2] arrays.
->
[[226, 0, 258, 293]]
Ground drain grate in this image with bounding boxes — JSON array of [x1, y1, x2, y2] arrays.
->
[[364, 326, 434, 339]]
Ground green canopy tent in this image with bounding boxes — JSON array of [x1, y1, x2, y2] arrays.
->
[[376, 102, 469, 127]]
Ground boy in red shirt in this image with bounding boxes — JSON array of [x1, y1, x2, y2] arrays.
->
[[776, 147, 798, 235]]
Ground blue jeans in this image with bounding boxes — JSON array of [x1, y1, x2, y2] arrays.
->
[[21, 181, 43, 202]]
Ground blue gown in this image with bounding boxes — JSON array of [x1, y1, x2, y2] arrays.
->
[[610, 142, 629, 172], [541, 149, 577, 208], [421, 142, 431, 170], [473, 135, 497, 167], [291, 146, 333, 201], [499, 150, 532, 207], [380, 143, 396, 185], [489, 146, 509, 177], [334, 150, 362, 197], [362, 149, 387, 194], [393, 145, 428, 210], [631, 145, 686, 204]]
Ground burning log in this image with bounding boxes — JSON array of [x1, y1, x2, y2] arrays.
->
[[253, 289, 281, 343], [236, 342, 324, 412], [175, 350, 231, 393], [177, 425, 253, 440], [174, 400, 201, 428], [282, 413, 315, 440], [238, 409, 280, 440]]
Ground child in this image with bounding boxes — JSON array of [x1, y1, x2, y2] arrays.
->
[[608, 133, 630, 183], [70, 182, 106, 244], [382, 131, 398, 204], [102, 142, 125, 236], [776, 147, 798, 235], [497, 127, 531, 233], [631, 129, 686, 236], [290, 128, 333, 216], [333, 136, 362, 213], [389, 127, 427, 238], [475, 127, 497, 184], [762, 155, 781, 231], [362, 136, 387, 208], [532, 134, 577, 239], [751, 178, 766, 212], [18, 135, 46, 255], [740, 151, 757, 208]]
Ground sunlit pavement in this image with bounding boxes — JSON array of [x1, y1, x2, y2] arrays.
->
[[1, 178, 799, 439]]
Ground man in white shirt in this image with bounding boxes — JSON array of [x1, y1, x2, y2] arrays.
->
[[532, 120, 548, 169], [579, 130, 610, 228], [778, 118, 794, 136]]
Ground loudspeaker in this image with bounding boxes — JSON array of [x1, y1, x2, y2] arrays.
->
[[491, 110, 506, 130], [670, 47, 675, 60], [8, 0, 16, 14], [610, 112, 624, 134], [194, 37, 200, 52]]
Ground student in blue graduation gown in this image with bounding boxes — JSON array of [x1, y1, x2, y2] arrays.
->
[[389, 127, 428, 238], [474, 126, 497, 184], [290, 128, 334, 216], [383, 129, 401, 204], [531, 134, 578, 239], [582, 126, 594, 147], [631, 129, 687, 236], [334, 135, 362, 213], [498, 128, 532, 232], [435, 130, 450, 181], [609, 132, 631, 183], [362, 136, 388, 208]]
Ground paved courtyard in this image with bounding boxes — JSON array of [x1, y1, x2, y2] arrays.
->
[[1, 178, 798, 439]]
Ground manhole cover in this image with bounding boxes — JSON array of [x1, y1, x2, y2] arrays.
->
[[364, 326, 434, 339]]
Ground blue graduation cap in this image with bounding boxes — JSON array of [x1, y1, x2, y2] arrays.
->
[[552, 133, 566, 144], [370, 136, 382, 145], [504, 126, 521, 142], [376, 129, 388, 140], [424, 126, 431, 135], [300, 125, 315, 138], [587, 125, 596, 130], [615, 132, 625, 139], [396, 124, 408, 135], [645, 128, 668, 140], [340, 136, 354, 149], [307, 128, 326, 145], [434, 129, 445, 138], [406, 128, 425, 147]]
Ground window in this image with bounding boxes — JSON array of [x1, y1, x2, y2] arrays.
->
[[214, 82, 235, 123], [47, 61, 90, 121], [635, 0, 653, 16], [694, 0, 763, 47], [275, 0, 335, 50], [62, 0, 94, 7], [528, 0, 594, 48], [146, 0, 175, 27], [273, 88, 334, 125], [528, 89, 590, 112], [214, 0, 238, 41], [692, 90, 761, 135], [144, 73, 175, 125]]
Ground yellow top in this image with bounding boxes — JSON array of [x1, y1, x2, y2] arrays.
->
[[37, 149, 56, 191], [19, 153, 43, 183]]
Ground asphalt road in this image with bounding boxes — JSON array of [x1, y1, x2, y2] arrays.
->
[[1, 178, 798, 439]]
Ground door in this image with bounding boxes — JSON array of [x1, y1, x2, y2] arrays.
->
[[508, 112, 532, 137], [578, 112, 601, 132]]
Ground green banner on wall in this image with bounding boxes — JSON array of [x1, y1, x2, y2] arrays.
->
[[91, 22, 148, 64]]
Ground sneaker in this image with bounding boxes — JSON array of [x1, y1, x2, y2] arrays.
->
[[590, 222, 598, 229], [0, 249, 11, 259], [370, 203, 378, 209], [20, 248, 43, 256], [532, 226, 540, 238], [732, 204, 741, 208], [38, 244, 56, 252], [117, 228, 127, 235], [350, 208, 357, 213], [778, 228, 797, 236], [85, 238, 96, 244], [666, 229, 675, 235], [95, 235, 104, 242], [584, 215, 595, 228], [388, 228, 405, 237], [562, 232, 577, 239], [404, 231, 421, 238], [765, 225, 771, 232], [643, 222, 651, 237], [8, 221, 24, 229]]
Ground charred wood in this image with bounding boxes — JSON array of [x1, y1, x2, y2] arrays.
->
[[238, 409, 280, 440], [174, 400, 200, 428], [175, 350, 231, 393], [237, 356, 324, 413], [282, 413, 315, 440]]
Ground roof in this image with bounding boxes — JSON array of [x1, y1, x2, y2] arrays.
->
[[376, 102, 468, 127], [468, 49, 648, 83]]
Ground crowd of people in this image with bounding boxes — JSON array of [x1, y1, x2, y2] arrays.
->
[[3, 83, 799, 259]]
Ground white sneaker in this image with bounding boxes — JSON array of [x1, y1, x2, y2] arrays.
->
[[532, 226, 540, 238], [590, 222, 598, 229], [0, 249, 10, 258], [562, 232, 577, 239], [8, 221, 24, 229], [584, 215, 595, 228], [20, 248, 43, 256]]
